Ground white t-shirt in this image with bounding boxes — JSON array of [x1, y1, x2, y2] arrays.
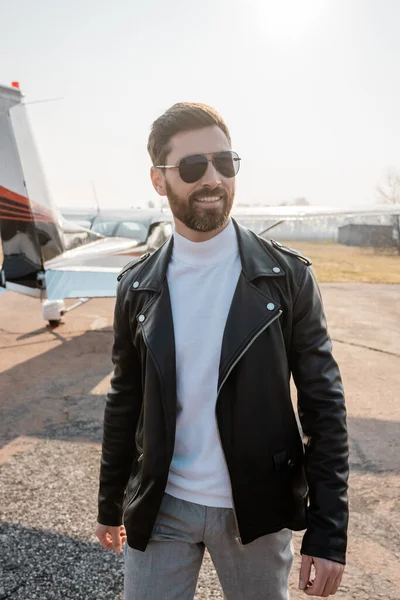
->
[[166, 219, 241, 507]]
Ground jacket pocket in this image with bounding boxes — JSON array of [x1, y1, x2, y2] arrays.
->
[[122, 454, 144, 516], [122, 482, 141, 522], [273, 448, 308, 500]]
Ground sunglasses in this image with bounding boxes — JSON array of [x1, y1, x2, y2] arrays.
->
[[155, 151, 241, 184]]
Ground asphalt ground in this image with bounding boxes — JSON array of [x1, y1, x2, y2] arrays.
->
[[0, 284, 399, 600]]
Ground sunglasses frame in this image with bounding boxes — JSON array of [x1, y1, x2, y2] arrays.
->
[[154, 151, 241, 183]]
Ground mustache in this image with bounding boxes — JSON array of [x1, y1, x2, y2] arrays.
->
[[190, 186, 228, 202]]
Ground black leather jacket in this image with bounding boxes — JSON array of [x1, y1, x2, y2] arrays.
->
[[98, 220, 349, 564]]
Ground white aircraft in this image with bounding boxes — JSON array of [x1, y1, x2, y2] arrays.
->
[[0, 83, 174, 323], [1, 82, 399, 325]]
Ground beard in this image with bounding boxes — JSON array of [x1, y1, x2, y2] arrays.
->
[[165, 182, 234, 232]]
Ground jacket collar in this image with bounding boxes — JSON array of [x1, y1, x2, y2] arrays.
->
[[130, 218, 285, 293], [233, 219, 286, 281]]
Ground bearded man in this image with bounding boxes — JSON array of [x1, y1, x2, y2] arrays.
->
[[96, 102, 349, 599]]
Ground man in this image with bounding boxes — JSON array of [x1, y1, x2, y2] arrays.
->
[[96, 103, 349, 599]]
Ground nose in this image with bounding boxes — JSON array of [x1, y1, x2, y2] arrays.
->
[[200, 160, 222, 187]]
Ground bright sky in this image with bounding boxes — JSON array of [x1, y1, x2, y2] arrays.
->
[[1, 0, 399, 209]]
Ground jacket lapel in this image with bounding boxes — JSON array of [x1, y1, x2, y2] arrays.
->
[[138, 281, 177, 430], [218, 274, 282, 391], [218, 221, 285, 390], [130, 238, 177, 429]]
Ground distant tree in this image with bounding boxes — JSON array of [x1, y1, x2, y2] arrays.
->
[[279, 197, 310, 207], [293, 197, 310, 206], [376, 168, 400, 254]]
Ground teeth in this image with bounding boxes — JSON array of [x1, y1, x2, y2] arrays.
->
[[196, 196, 221, 203]]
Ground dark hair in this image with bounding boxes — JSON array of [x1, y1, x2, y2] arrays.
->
[[147, 102, 231, 166]]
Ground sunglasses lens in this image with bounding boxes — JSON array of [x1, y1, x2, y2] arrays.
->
[[179, 154, 208, 183], [214, 151, 240, 178]]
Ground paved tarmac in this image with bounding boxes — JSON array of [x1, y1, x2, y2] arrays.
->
[[0, 284, 399, 599]]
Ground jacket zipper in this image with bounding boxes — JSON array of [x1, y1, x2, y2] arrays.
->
[[215, 309, 283, 545]]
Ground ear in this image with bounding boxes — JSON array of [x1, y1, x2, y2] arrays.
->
[[150, 166, 167, 197]]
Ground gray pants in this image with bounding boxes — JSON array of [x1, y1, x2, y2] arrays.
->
[[124, 493, 293, 600]]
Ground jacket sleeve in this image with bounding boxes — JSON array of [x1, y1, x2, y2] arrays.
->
[[289, 265, 349, 564], [97, 284, 143, 526]]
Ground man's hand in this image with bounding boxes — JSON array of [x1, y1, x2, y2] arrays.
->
[[96, 523, 127, 554], [299, 554, 344, 597]]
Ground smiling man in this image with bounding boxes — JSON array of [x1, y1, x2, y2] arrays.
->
[[96, 103, 349, 599]]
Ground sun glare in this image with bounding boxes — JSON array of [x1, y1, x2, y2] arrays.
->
[[255, 0, 328, 45]]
